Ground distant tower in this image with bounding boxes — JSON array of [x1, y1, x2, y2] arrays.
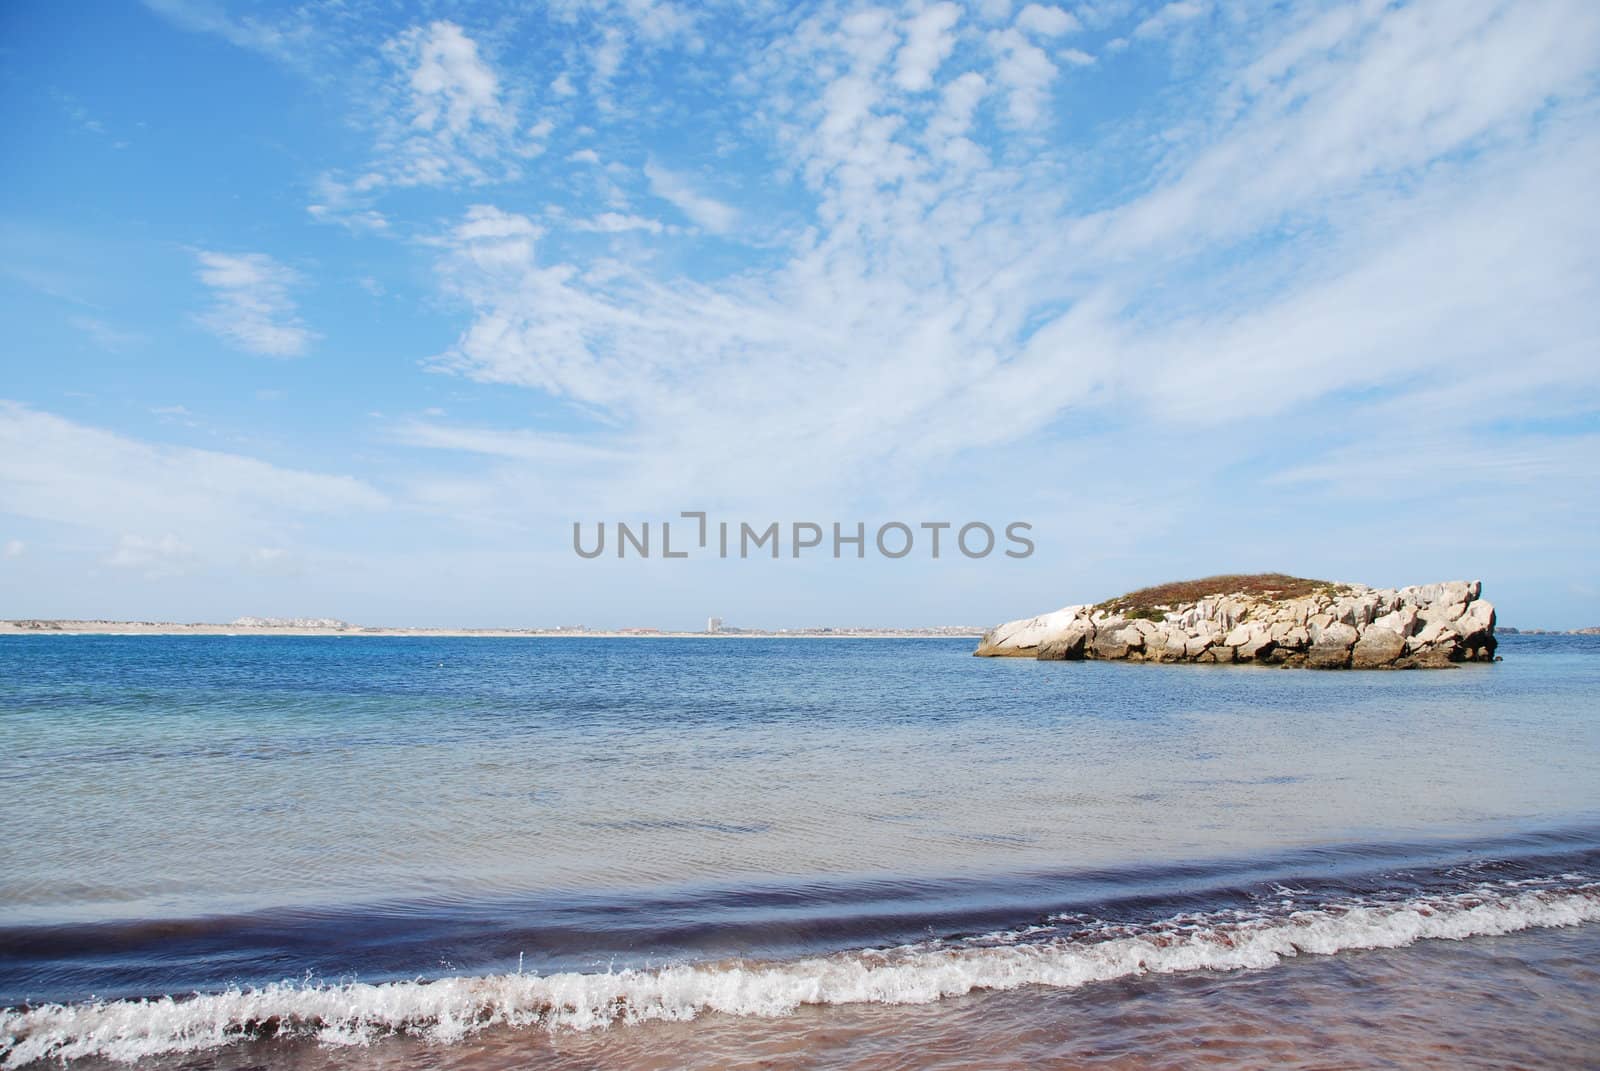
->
[[707, 616, 723, 633]]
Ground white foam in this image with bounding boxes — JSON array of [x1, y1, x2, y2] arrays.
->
[[4, 880, 1596, 1067]]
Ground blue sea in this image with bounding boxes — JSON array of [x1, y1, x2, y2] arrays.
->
[[1, 634, 1597, 1068]]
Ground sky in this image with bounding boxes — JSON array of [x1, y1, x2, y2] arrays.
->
[[0, 0, 1597, 630]]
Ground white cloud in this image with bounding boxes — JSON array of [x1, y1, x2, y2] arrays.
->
[[407, 21, 508, 137], [193, 251, 317, 358], [3, 539, 23, 559], [307, 201, 390, 234], [393, 420, 629, 466], [308, 21, 534, 228], [894, 3, 962, 92], [1267, 432, 1600, 503], [106, 534, 198, 579], [1015, 4, 1080, 36], [591, 26, 627, 99], [141, 0, 311, 63], [1133, 0, 1207, 40], [381, 20, 523, 186], [244, 546, 303, 576], [1101, 0, 1600, 257], [644, 161, 738, 233], [988, 27, 1059, 126], [0, 402, 387, 547], [575, 212, 668, 234]]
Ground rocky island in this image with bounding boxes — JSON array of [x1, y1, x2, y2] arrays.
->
[[976, 574, 1496, 668]]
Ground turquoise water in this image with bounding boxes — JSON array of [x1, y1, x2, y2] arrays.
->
[[1, 634, 1597, 1066]]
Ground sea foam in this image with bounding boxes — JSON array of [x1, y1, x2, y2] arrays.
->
[[4, 879, 1595, 1067]]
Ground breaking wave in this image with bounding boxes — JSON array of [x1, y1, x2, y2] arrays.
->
[[4, 877, 1595, 1067]]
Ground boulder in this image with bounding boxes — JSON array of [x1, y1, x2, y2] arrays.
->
[[1372, 607, 1418, 637], [1307, 643, 1353, 669], [1225, 622, 1275, 661], [1154, 634, 1201, 662], [1395, 647, 1456, 669], [1309, 621, 1358, 648], [1093, 625, 1139, 660], [1407, 619, 1458, 653], [1351, 626, 1406, 668], [1036, 625, 1091, 661], [1273, 624, 1310, 650], [1454, 601, 1497, 660], [974, 605, 1090, 656]]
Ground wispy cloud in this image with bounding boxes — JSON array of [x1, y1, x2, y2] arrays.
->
[[192, 251, 317, 358], [106, 533, 198, 578], [573, 212, 669, 234], [309, 20, 540, 228], [383, 20, 523, 185], [141, 0, 312, 62], [643, 161, 738, 234], [0, 402, 388, 558], [1133, 0, 1208, 40], [69, 315, 144, 352]]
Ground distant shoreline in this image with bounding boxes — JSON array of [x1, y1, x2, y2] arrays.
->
[[0, 620, 984, 640]]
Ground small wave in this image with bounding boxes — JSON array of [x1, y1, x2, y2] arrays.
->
[[3, 878, 1595, 1067]]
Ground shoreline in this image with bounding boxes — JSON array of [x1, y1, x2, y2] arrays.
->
[[0, 621, 983, 640]]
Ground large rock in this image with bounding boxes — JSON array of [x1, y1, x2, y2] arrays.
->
[[1037, 624, 1092, 661], [1306, 643, 1353, 669], [974, 577, 1496, 670], [1454, 600, 1497, 660], [974, 605, 1090, 656], [1225, 622, 1275, 661], [1309, 620, 1358, 648], [1092, 624, 1140, 660], [1372, 606, 1418, 637], [1351, 626, 1406, 668]]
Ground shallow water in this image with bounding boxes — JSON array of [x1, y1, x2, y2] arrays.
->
[[1, 634, 1597, 1067]]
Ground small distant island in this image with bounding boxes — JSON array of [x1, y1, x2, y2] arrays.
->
[[976, 574, 1498, 669]]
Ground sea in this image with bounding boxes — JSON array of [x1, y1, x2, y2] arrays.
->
[[1, 633, 1597, 1069]]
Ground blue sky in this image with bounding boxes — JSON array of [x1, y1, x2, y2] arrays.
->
[[1, 0, 1597, 629]]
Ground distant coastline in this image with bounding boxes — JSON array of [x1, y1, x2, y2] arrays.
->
[[0, 619, 984, 639]]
